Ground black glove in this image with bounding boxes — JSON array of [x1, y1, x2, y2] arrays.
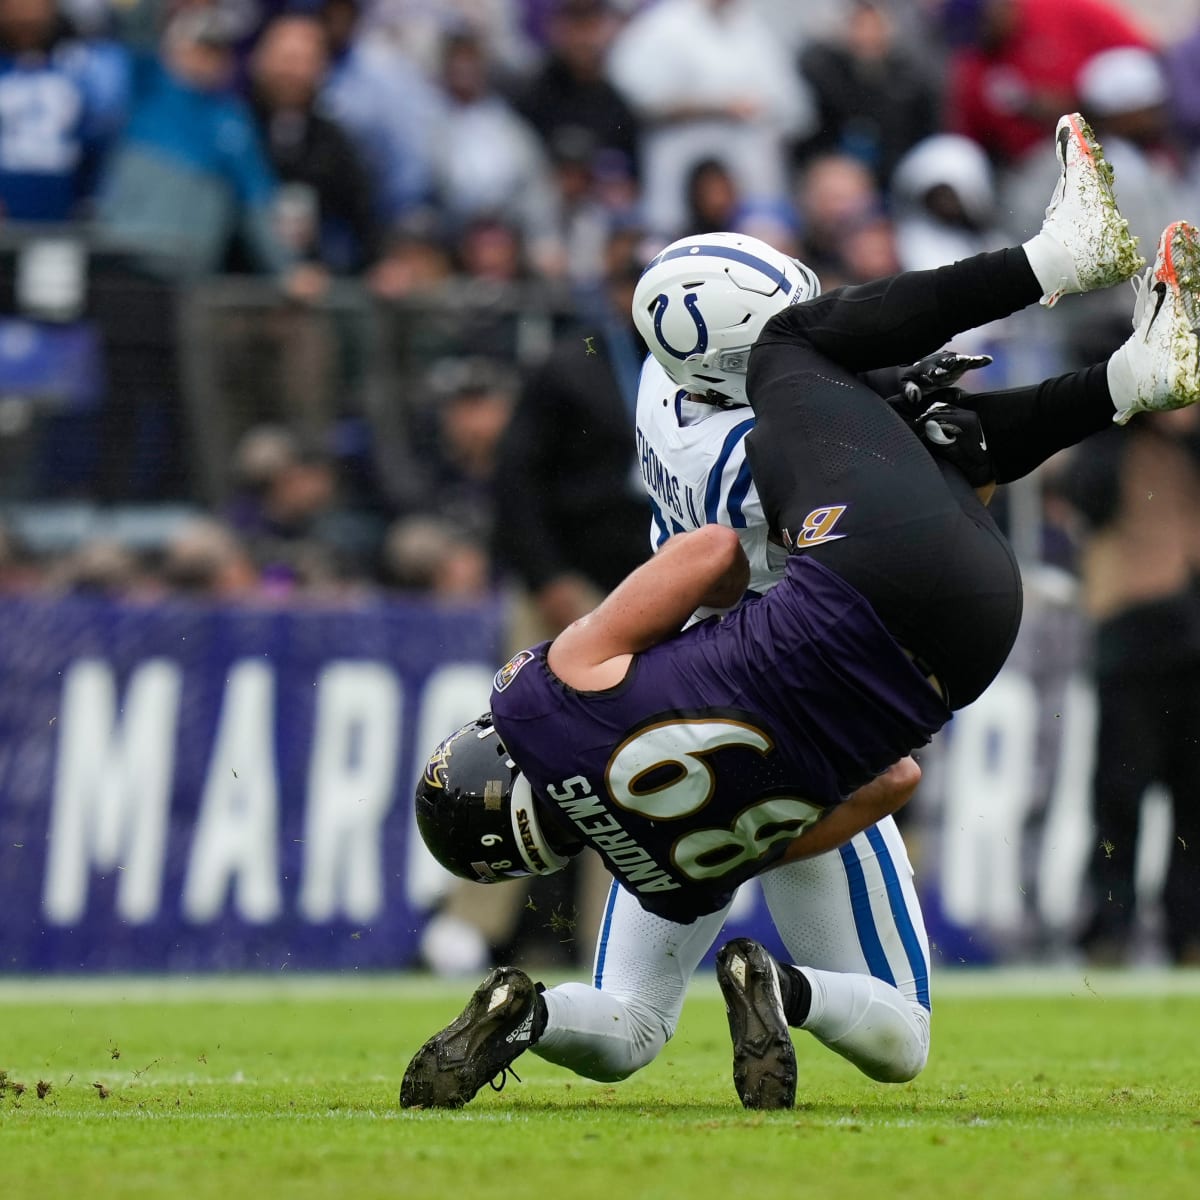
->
[[902, 350, 993, 412], [913, 400, 995, 488]]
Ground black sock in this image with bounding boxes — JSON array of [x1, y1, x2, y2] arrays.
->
[[532, 983, 548, 1043], [960, 363, 1115, 483], [775, 963, 813, 1027]]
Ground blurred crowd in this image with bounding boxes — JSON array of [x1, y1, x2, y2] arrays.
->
[[0, 0, 1199, 611], [2, 0, 1200, 971]]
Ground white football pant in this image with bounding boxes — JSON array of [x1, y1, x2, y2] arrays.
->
[[533, 815, 931, 1084]]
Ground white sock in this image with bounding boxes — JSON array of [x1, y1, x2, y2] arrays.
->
[[797, 966, 930, 1083], [1023, 230, 1075, 298], [1106, 341, 1139, 422]]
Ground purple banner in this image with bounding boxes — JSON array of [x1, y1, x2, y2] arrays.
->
[[0, 593, 502, 972]]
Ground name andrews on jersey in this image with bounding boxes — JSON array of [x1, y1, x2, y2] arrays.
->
[[547, 775, 681, 895], [636, 426, 684, 521]]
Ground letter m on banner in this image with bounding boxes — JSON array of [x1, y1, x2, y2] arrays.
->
[[42, 659, 182, 925]]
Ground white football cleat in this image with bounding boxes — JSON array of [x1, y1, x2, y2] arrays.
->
[[1036, 112, 1144, 307], [1109, 220, 1200, 425]]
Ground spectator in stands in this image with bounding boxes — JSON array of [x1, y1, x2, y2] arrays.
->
[[404, 356, 516, 550], [546, 131, 635, 289], [159, 517, 259, 597], [48, 536, 141, 595], [366, 0, 536, 82], [225, 423, 344, 591], [249, 12, 381, 274], [361, 207, 455, 297], [0, 0, 130, 222], [833, 202, 900, 284], [749, 0, 932, 54], [454, 213, 527, 285], [795, 0, 939, 189], [942, 0, 1152, 167], [607, 0, 817, 240], [891, 133, 1003, 272], [1057, 409, 1200, 966], [890, 133, 1005, 356], [318, 0, 440, 228], [93, 6, 301, 283], [792, 151, 883, 288], [684, 157, 741, 236], [430, 27, 564, 279], [88, 7, 321, 502], [512, 0, 639, 190], [379, 513, 489, 600]]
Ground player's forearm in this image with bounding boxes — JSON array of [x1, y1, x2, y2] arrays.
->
[[547, 527, 748, 684], [774, 757, 921, 864], [591, 525, 748, 650]]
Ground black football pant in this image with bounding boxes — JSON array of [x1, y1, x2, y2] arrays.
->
[[746, 249, 1117, 708]]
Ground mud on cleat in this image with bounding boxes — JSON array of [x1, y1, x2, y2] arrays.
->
[[400, 966, 545, 1109], [715, 938, 797, 1111], [1036, 112, 1144, 307], [1109, 220, 1200, 425]]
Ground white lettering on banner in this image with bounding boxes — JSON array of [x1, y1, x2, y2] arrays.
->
[[404, 663, 495, 910], [940, 672, 1040, 928], [182, 660, 282, 924], [299, 662, 401, 922], [42, 659, 182, 925], [1036, 676, 1096, 928]]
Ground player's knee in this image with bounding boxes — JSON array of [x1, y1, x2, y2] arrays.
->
[[861, 1042, 928, 1083], [857, 1007, 930, 1083], [562, 1022, 669, 1082]]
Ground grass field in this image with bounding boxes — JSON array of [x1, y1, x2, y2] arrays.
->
[[2, 970, 1198, 1200]]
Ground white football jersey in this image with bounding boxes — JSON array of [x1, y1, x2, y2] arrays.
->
[[634, 356, 786, 605]]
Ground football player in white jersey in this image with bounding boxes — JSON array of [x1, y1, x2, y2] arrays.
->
[[624, 256, 941, 1106], [402, 115, 1168, 1110]]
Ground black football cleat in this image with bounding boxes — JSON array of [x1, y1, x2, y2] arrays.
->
[[715, 938, 797, 1110], [400, 966, 543, 1109]]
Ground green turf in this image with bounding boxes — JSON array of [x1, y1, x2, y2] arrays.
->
[[2, 972, 1198, 1200]]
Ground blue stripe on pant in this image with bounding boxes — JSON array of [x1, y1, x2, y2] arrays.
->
[[838, 839, 897, 988], [866, 824, 931, 1010], [593, 880, 620, 988]]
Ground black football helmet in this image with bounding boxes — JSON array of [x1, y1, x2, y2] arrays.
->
[[415, 713, 573, 884]]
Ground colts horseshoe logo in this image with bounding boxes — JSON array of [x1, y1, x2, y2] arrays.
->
[[652, 292, 708, 360]]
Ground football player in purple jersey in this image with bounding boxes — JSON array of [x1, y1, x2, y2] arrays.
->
[[401, 115, 1200, 1111]]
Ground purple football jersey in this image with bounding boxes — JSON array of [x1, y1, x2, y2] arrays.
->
[[490, 555, 950, 922]]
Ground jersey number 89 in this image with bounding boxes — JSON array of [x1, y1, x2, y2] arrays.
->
[[606, 718, 822, 882]]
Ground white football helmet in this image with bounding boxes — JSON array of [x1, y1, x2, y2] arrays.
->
[[632, 232, 821, 407]]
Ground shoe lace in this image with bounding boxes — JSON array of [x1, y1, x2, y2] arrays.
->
[[488, 1064, 522, 1093], [1130, 266, 1153, 328]]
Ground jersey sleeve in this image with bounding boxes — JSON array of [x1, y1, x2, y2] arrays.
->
[[700, 417, 778, 592], [701, 416, 761, 529]]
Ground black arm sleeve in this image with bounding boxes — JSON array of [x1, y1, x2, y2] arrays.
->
[[955, 364, 1118, 486]]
